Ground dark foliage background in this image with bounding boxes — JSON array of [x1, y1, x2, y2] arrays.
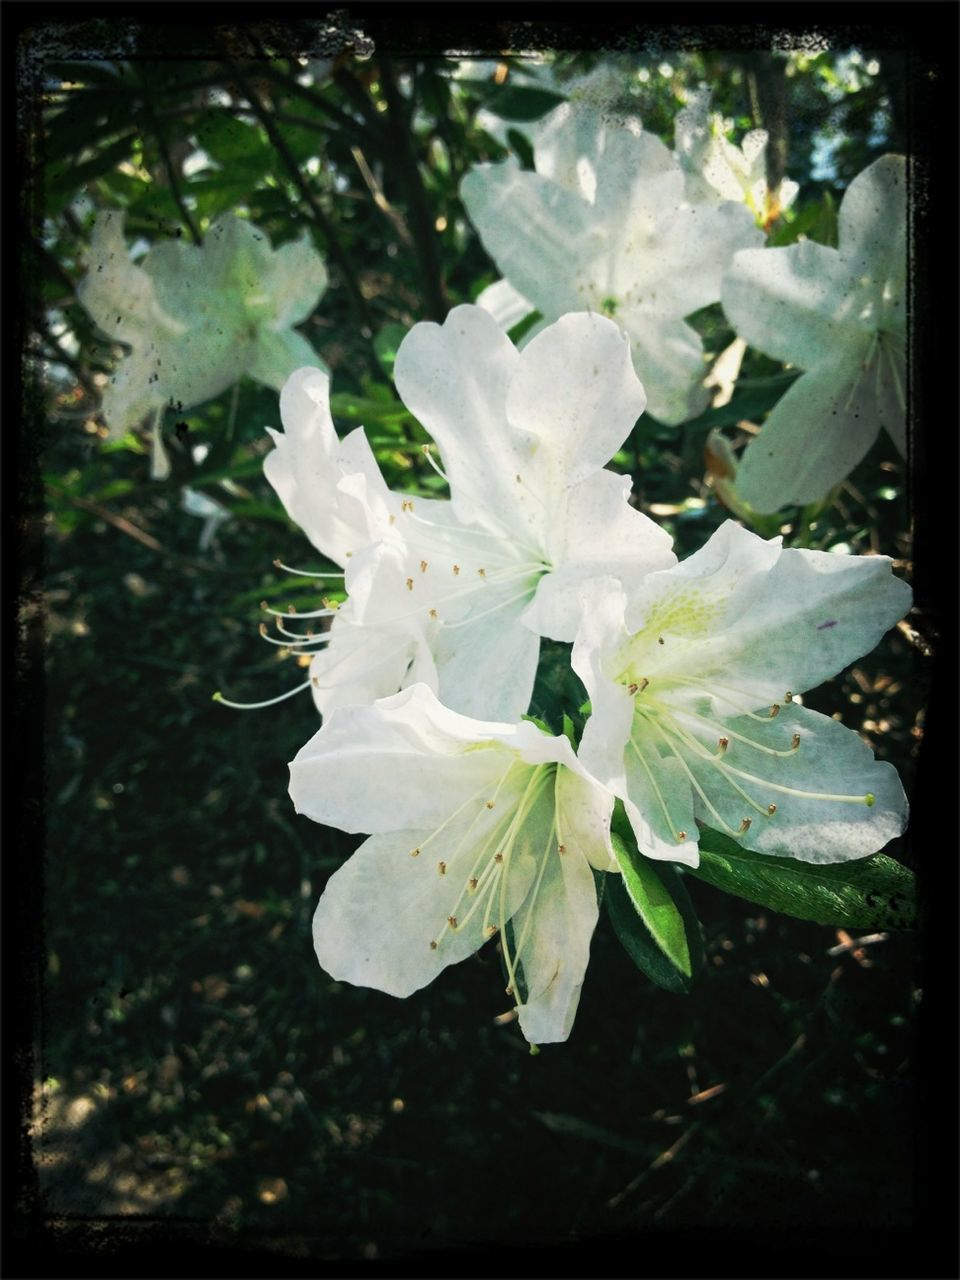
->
[[9, 8, 958, 1276]]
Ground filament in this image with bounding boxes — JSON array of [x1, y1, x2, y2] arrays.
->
[[273, 559, 346, 579], [212, 679, 313, 710]]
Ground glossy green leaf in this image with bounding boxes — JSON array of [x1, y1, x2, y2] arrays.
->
[[689, 828, 917, 930]]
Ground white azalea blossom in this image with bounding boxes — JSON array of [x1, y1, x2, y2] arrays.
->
[[290, 682, 617, 1044], [721, 154, 907, 512], [460, 100, 763, 424], [262, 307, 676, 722], [573, 521, 911, 867], [77, 210, 327, 476], [674, 87, 799, 223]]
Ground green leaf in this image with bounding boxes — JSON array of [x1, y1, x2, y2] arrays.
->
[[682, 371, 801, 437], [373, 324, 408, 378], [605, 870, 692, 996], [476, 83, 567, 122], [689, 828, 917, 930], [611, 831, 690, 978]]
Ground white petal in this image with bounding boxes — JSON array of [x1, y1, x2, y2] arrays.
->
[[290, 682, 513, 834], [264, 367, 389, 565], [312, 816, 535, 998], [77, 211, 160, 341], [838, 155, 907, 317], [460, 165, 603, 319], [255, 232, 328, 328], [622, 741, 699, 866], [733, 341, 885, 512], [505, 313, 646, 488], [621, 521, 912, 706], [474, 278, 536, 332], [643, 201, 763, 318], [722, 239, 867, 370], [554, 765, 617, 872], [513, 815, 600, 1044], [393, 305, 532, 531], [525, 470, 676, 642], [431, 589, 542, 721], [669, 703, 907, 863], [249, 327, 325, 392], [619, 311, 709, 425]]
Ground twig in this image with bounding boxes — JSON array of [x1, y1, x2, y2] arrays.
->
[[350, 146, 414, 247], [46, 484, 217, 575], [607, 1122, 701, 1209]]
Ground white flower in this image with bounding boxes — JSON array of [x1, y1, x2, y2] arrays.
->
[[77, 210, 327, 475], [290, 682, 617, 1044], [721, 155, 906, 512], [573, 521, 911, 867], [460, 100, 763, 424], [262, 307, 676, 722], [674, 87, 799, 223]]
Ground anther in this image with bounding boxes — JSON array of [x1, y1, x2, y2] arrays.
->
[[429, 609, 438, 619], [260, 600, 268, 610], [557, 844, 566, 855], [865, 793, 876, 807], [420, 560, 428, 573], [717, 736, 729, 754], [477, 568, 486, 578], [486, 800, 495, 809], [468, 878, 478, 892], [401, 500, 414, 512], [410, 847, 421, 857], [259, 622, 268, 637], [287, 604, 297, 614], [429, 940, 438, 950], [321, 596, 340, 610], [494, 852, 503, 863], [505, 985, 514, 997], [448, 915, 458, 930], [658, 636, 665, 645], [769, 704, 781, 718], [791, 733, 801, 750], [453, 565, 460, 576], [437, 861, 446, 875], [406, 578, 414, 591], [676, 830, 687, 841], [311, 676, 320, 687], [389, 514, 396, 524], [784, 691, 794, 703], [739, 817, 752, 834], [485, 925, 498, 937], [767, 804, 777, 816]]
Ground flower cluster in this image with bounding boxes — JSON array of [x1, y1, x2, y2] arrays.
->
[[251, 303, 910, 1044], [196, 90, 913, 1045], [78, 211, 327, 477]]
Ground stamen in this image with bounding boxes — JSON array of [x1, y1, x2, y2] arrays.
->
[[429, 940, 438, 950], [405, 578, 414, 591], [767, 804, 777, 815], [410, 847, 420, 857], [628, 734, 687, 842], [401, 499, 415, 512], [420, 560, 428, 573], [468, 878, 479, 892], [437, 861, 446, 875], [641, 714, 742, 840], [477, 568, 487, 578], [769, 704, 781, 719], [261, 603, 339, 620], [453, 565, 460, 575], [677, 830, 687, 841], [653, 696, 802, 758], [448, 915, 458, 930], [272, 559, 345, 579], [784, 692, 794, 703], [212, 680, 313, 711], [627, 678, 649, 696], [738, 818, 752, 834], [421, 443, 451, 485], [439, 587, 537, 631]]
